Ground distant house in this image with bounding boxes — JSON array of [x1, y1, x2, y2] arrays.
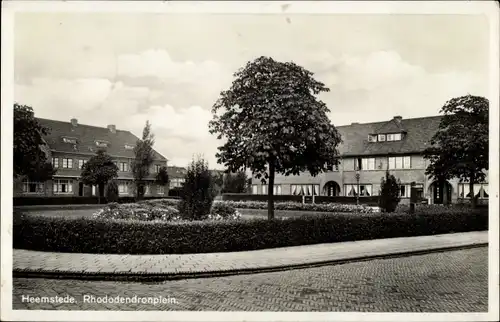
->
[[15, 118, 168, 198], [250, 115, 489, 205]]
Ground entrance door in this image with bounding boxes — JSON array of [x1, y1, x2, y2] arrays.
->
[[433, 182, 443, 204], [78, 182, 84, 196]]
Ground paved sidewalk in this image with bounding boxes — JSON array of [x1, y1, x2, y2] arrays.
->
[[13, 231, 487, 280]]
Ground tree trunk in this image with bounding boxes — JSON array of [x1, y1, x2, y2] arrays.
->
[[469, 173, 476, 209], [267, 160, 275, 220], [98, 183, 105, 204]]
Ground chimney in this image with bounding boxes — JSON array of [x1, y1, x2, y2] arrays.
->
[[70, 118, 78, 127], [107, 124, 116, 133], [393, 116, 402, 123]]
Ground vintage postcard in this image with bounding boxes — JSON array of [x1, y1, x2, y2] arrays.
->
[[1, 1, 499, 321]]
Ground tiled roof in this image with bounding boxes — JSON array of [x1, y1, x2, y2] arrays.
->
[[372, 118, 406, 134], [36, 118, 167, 160], [167, 166, 187, 178], [336, 116, 443, 157]]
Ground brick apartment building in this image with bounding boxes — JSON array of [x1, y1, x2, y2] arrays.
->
[[15, 118, 173, 198], [251, 115, 489, 205]]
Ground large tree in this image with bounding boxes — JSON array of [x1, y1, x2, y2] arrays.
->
[[423, 94, 489, 208], [131, 121, 155, 200], [13, 103, 55, 181], [155, 166, 170, 189], [81, 149, 119, 204], [209, 56, 342, 219]]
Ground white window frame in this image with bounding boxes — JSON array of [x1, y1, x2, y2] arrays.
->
[[62, 158, 73, 169], [399, 184, 412, 198], [52, 157, 59, 168], [368, 135, 378, 142], [344, 184, 372, 196], [78, 159, 86, 169], [124, 144, 134, 150], [157, 185, 165, 195], [459, 183, 489, 199], [262, 184, 268, 195], [145, 184, 151, 195], [394, 133, 402, 141], [389, 156, 411, 169], [362, 158, 376, 170], [53, 179, 73, 194], [290, 184, 319, 196], [155, 165, 161, 173], [120, 162, 128, 172], [22, 180, 45, 194], [118, 183, 128, 195], [273, 185, 282, 195], [252, 184, 258, 195], [378, 134, 386, 142]]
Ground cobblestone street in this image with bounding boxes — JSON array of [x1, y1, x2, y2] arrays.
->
[[12, 247, 488, 312]]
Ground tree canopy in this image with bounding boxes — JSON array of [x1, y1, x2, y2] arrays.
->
[[13, 103, 55, 181], [81, 149, 118, 204], [222, 171, 248, 194], [209, 56, 342, 219], [423, 94, 489, 208], [155, 166, 170, 186], [131, 121, 155, 200]]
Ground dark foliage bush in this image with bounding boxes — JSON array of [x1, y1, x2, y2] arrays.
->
[[379, 171, 401, 212], [13, 207, 487, 255], [210, 202, 237, 218], [178, 157, 216, 220]]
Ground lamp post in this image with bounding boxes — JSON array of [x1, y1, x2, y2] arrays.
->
[[355, 170, 360, 205]]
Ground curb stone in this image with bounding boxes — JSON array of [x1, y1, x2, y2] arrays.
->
[[13, 243, 487, 282]]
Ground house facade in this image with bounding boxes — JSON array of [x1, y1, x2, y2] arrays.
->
[[15, 118, 170, 198], [251, 115, 489, 205]]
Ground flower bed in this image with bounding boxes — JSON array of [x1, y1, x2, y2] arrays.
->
[[93, 201, 242, 222], [13, 207, 488, 254]]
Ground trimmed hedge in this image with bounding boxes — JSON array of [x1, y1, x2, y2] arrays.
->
[[13, 208, 488, 254], [13, 196, 180, 206], [221, 193, 379, 206]]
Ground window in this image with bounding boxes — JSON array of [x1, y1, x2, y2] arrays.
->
[[96, 141, 108, 148], [459, 183, 488, 199], [120, 162, 128, 172], [78, 159, 86, 169], [62, 158, 73, 169], [291, 184, 320, 196], [344, 184, 372, 196], [155, 165, 162, 173], [157, 185, 165, 195], [53, 179, 73, 194], [92, 185, 96, 196], [118, 183, 128, 194], [52, 157, 59, 168], [63, 137, 77, 144], [388, 156, 411, 169], [145, 184, 150, 195], [262, 185, 268, 195], [378, 134, 386, 142], [170, 178, 185, 188], [252, 184, 258, 195], [273, 185, 282, 195], [361, 158, 376, 170], [368, 135, 378, 142], [399, 184, 412, 198], [22, 180, 44, 193], [124, 144, 134, 150], [386, 133, 403, 142]]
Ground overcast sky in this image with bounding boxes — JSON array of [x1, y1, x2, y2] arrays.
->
[[14, 13, 490, 169]]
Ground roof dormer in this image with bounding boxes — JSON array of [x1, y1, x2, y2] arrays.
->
[[62, 136, 77, 144], [95, 140, 109, 148]]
